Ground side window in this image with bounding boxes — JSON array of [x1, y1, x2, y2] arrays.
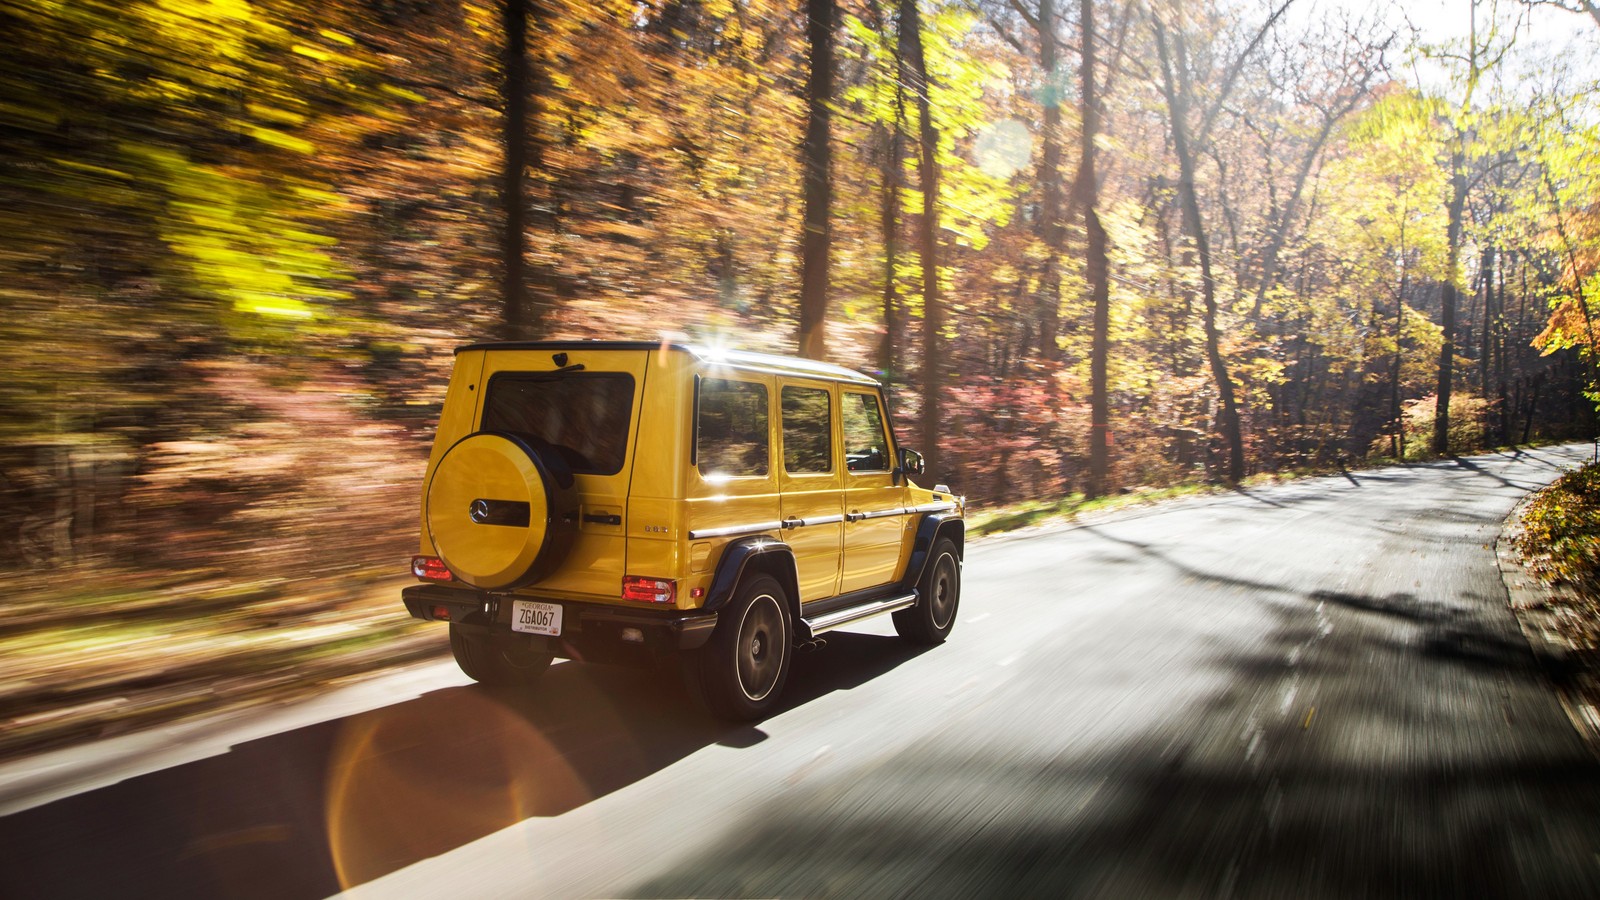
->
[[782, 385, 833, 474], [843, 391, 892, 472], [697, 378, 769, 478]]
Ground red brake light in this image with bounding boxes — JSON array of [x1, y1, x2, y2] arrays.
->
[[412, 556, 454, 582], [622, 576, 676, 604]]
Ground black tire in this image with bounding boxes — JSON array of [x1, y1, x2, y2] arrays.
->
[[684, 574, 792, 721], [894, 536, 960, 645], [450, 624, 553, 686]]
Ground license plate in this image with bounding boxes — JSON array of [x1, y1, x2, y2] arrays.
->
[[511, 600, 562, 636]]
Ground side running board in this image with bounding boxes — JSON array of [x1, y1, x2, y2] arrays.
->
[[800, 591, 917, 638]]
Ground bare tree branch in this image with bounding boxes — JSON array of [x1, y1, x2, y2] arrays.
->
[[1007, 0, 1041, 33], [984, 13, 1028, 55]]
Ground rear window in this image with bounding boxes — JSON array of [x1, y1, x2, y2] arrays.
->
[[482, 373, 635, 475]]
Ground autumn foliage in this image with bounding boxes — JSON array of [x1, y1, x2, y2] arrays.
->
[[1517, 464, 1600, 616], [2, 0, 1599, 589]]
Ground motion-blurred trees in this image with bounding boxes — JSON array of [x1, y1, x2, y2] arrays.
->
[[1078, 0, 1112, 499], [1, 0, 401, 570], [2, 0, 1599, 581], [798, 0, 837, 359]]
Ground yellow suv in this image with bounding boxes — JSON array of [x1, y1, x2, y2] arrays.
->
[[402, 341, 964, 719]]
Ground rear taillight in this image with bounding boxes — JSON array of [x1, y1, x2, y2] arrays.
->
[[622, 576, 676, 604], [412, 555, 454, 582]]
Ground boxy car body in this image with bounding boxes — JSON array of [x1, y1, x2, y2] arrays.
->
[[403, 341, 964, 718]]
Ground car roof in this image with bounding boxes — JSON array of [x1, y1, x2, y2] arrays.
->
[[456, 340, 882, 387]]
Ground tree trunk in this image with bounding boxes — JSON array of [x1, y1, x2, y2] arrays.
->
[[499, 0, 532, 339], [1154, 18, 1246, 483], [797, 0, 836, 359], [900, 0, 942, 479], [1496, 250, 1510, 444], [876, 0, 909, 380], [878, 116, 903, 377], [498, 0, 560, 340], [1522, 372, 1542, 445], [1080, 0, 1112, 498], [1432, 148, 1467, 455], [1034, 0, 1065, 361], [1391, 267, 1407, 461], [1478, 245, 1494, 400]]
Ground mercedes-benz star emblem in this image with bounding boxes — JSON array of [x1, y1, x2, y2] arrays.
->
[[469, 499, 491, 523]]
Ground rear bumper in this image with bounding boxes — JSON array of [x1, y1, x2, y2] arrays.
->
[[402, 583, 719, 653]]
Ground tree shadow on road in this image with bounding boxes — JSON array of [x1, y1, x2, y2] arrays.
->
[[1488, 446, 1582, 474], [632, 512, 1600, 899], [636, 582, 1600, 900], [631, 741, 1600, 899], [1443, 454, 1548, 493], [0, 632, 928, 900]]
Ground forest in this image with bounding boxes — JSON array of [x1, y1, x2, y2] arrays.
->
[[4, 0, 1600, 592]]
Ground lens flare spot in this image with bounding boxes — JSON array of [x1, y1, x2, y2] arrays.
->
[[974, 119, 1033, 179], [324, 690, 589, 890]]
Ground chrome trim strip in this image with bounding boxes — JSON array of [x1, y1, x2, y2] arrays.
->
[[687, 521, 783, 540], [689, 505, 936, 540], [790, 514, 845, 527], [803, 591, 918, 635]]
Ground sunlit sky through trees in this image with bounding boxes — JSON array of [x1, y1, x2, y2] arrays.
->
[[1293, 0, 1598, 93]]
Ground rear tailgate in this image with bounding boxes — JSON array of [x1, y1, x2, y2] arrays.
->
[[477, 347, 650, 602]]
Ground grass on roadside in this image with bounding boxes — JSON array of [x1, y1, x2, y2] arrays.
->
[[966, 483, 1218, 537], [0, 573, 439, 760]]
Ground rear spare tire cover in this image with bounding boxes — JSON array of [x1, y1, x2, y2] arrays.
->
[[425, 432, 577, 590]]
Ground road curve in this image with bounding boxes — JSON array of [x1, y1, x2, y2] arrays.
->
[[2, 445, 1598, 899]]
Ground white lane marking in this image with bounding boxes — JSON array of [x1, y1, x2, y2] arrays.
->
[[785, 745, 833, 786], [1242, 712, 1264, 772], [944, 676, 981, 698], [1280, 678, 1300, 716]]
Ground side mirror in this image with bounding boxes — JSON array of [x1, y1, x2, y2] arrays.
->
[[898, 447, 925, 477]]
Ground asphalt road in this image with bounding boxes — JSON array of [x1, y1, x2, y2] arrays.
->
[[4, 445, 1600, 899]]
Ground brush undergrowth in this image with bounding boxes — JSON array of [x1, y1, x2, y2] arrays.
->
[[1516, 463, 1600, 602]]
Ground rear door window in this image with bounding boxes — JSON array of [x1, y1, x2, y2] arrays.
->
[[482, 373, 635, 475], [782, 385, 833, 474], [697, 378, 770, 478]]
